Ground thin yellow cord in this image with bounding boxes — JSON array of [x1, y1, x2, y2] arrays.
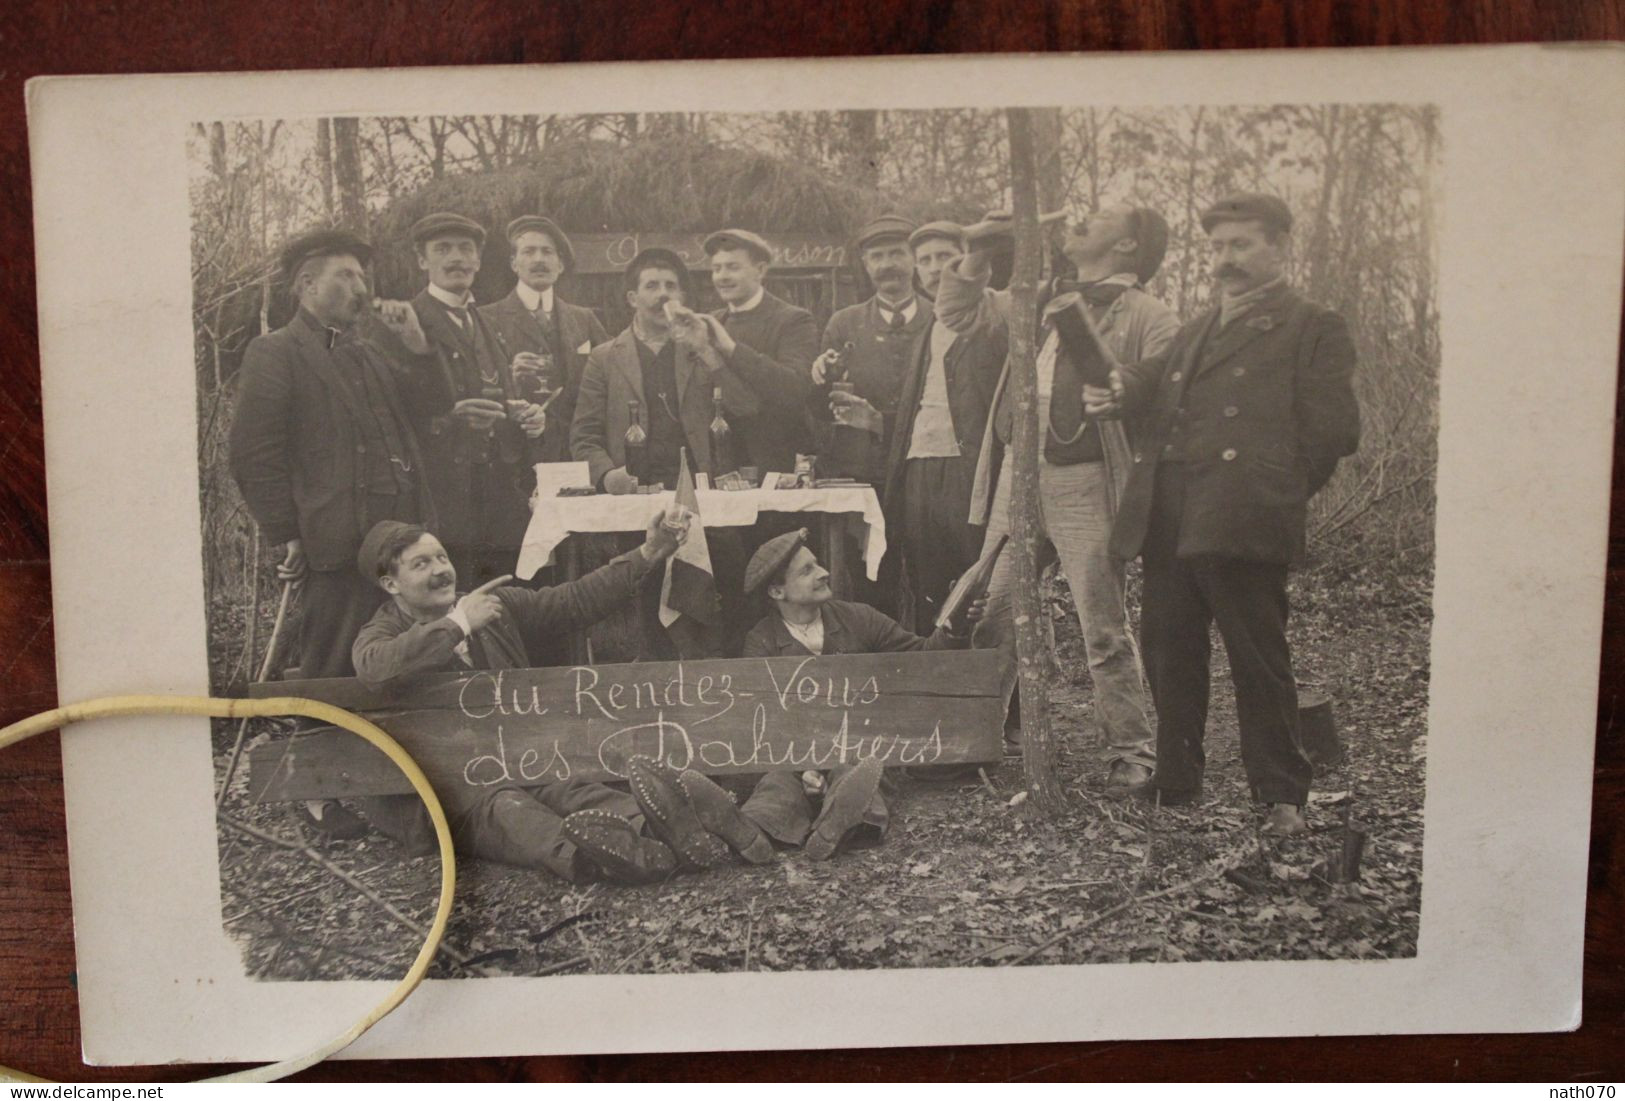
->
[[0, 694, 456, 1084]]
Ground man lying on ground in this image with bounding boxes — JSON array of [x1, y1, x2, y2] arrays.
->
[[675, 529, 986, 862], [347, 512, 741, 884]]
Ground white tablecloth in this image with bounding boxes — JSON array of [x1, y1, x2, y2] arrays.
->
[[516, 485, 888, 581]]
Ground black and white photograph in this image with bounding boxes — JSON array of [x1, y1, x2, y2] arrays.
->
[[29, 48, 1620, 1063], [194, 102, 1436, 980]]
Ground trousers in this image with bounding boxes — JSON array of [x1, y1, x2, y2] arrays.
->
[[1138, 463, 1312, 804], [977, 458, 1155, 767], [361, 780, 646, 882], [901, 456, 984, 633], [739, 768, 889, 846]]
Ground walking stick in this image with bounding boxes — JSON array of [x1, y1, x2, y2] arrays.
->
[[215, 578, 294, 808]]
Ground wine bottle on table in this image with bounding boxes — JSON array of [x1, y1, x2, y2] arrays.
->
[[624, 398, 647, 488], [708, 386, 733, 479]]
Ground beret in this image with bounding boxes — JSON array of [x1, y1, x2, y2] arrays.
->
[[855, 214, 918, 253], [744, 527, 810, 595], [1199, 192, 1293, 236], [908, 220, 967, 252], [702, 228, 773, 265], [357, 520, 419, 581], [278, 228, 372, 284], [505, 215, 574, 268], [410, 212, 488, 247]]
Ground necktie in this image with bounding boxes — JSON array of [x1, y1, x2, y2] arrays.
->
[[888, 308, 908, 332], [450, 306, 471, 330]]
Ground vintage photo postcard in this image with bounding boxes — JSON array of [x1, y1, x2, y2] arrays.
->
[[27, 45, 1625, 1064]]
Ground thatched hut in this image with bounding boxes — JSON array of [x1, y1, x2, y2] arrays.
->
[[367, 136, 982, 333]]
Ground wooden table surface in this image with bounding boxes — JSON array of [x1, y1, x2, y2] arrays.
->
[[1, 0, 1621, 1082]]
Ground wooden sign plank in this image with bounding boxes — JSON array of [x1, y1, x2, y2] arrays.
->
[[248, 651, 1008, 808]]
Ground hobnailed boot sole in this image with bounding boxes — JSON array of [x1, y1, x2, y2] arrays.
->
[[679, 770, 776, 864], [561, 809, 677, 885], [627, 757, 730, 870]]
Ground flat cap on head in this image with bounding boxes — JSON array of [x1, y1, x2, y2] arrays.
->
[[357, 519, 419, 581], [505, 215, 574, 268], [1199, 192, 1293, 236], [855, 214, 918, 254], [908, 220, 967, 252], [702, 228, 773, 265], [744, 527, 810, 595], [278, 228, 372, 285], [410, 212, 488, 248]]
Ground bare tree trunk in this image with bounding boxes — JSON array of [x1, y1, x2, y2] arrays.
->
[[332, 117, 367, 230], [1033, 108, 1067, 276], [1005, 107, 1067, 816], [841, 110, 882, 189], [315, 118, 334, 221]]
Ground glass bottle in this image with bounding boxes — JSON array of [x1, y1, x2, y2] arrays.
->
[[624, 399, 647, 484], [708, 386, 733, 478]]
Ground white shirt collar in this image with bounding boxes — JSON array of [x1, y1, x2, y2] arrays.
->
[[728, 286, 766, 314], [876, 296, 918, 325], [427, 282, 475, 311], [515, 282, 555, 314]]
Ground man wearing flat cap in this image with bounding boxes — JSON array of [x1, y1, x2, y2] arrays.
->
[[952, 203, 1177, 793], [1085, 192, 1361, 835], [719, 528, 984, 859], [404, 212, 551, 590], [877, 220, 1006, 633], [571, 247, 760, 657], [807, 215, 931, 488], [230, 228, 451, 841], [231, 228, 449, 683], [669, 227, 818, 475], [480, 215, 609, 464], [347, 511, 769, 881]]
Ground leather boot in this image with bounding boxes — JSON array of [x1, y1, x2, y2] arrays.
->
[[679, 770, 776, 864]]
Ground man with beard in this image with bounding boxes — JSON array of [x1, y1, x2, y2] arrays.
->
[[571, 248, 760, 656], [406, 212, 549, 588], [875, 221, 1006, 631], [808, 214, 930, 487], [951, 203, 1176, 794], [480, 215, 608, 463], [694, 228, 819, 475], [230, 228, 448, 839], [1084, 193, 1360, 835], [348, 510, 762, 882]]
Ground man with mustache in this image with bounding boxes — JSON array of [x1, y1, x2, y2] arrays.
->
[[571, 248, 760, 656], [695, 228, 819, 475], [347, 511, 748, 882], [808, 215, 930, 487], [230, 227, 448, 840], [480, 215, 608, 463], [406, 212, 549, 589], [878, 221, 1007, 631], [949, 203, 1176, 794], [1084, 193, 1360, 835]]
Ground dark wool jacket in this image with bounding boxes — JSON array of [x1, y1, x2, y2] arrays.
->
[[229, 309, 446, 572], [1110, 283, 1361, 565], [741, 598, 969, 658], [810, 296, 934, 486], [712, 292, 820, 473], [479, 287, 609, 463], [409, 288, 537, 552], [352, 547, 652, 694]]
